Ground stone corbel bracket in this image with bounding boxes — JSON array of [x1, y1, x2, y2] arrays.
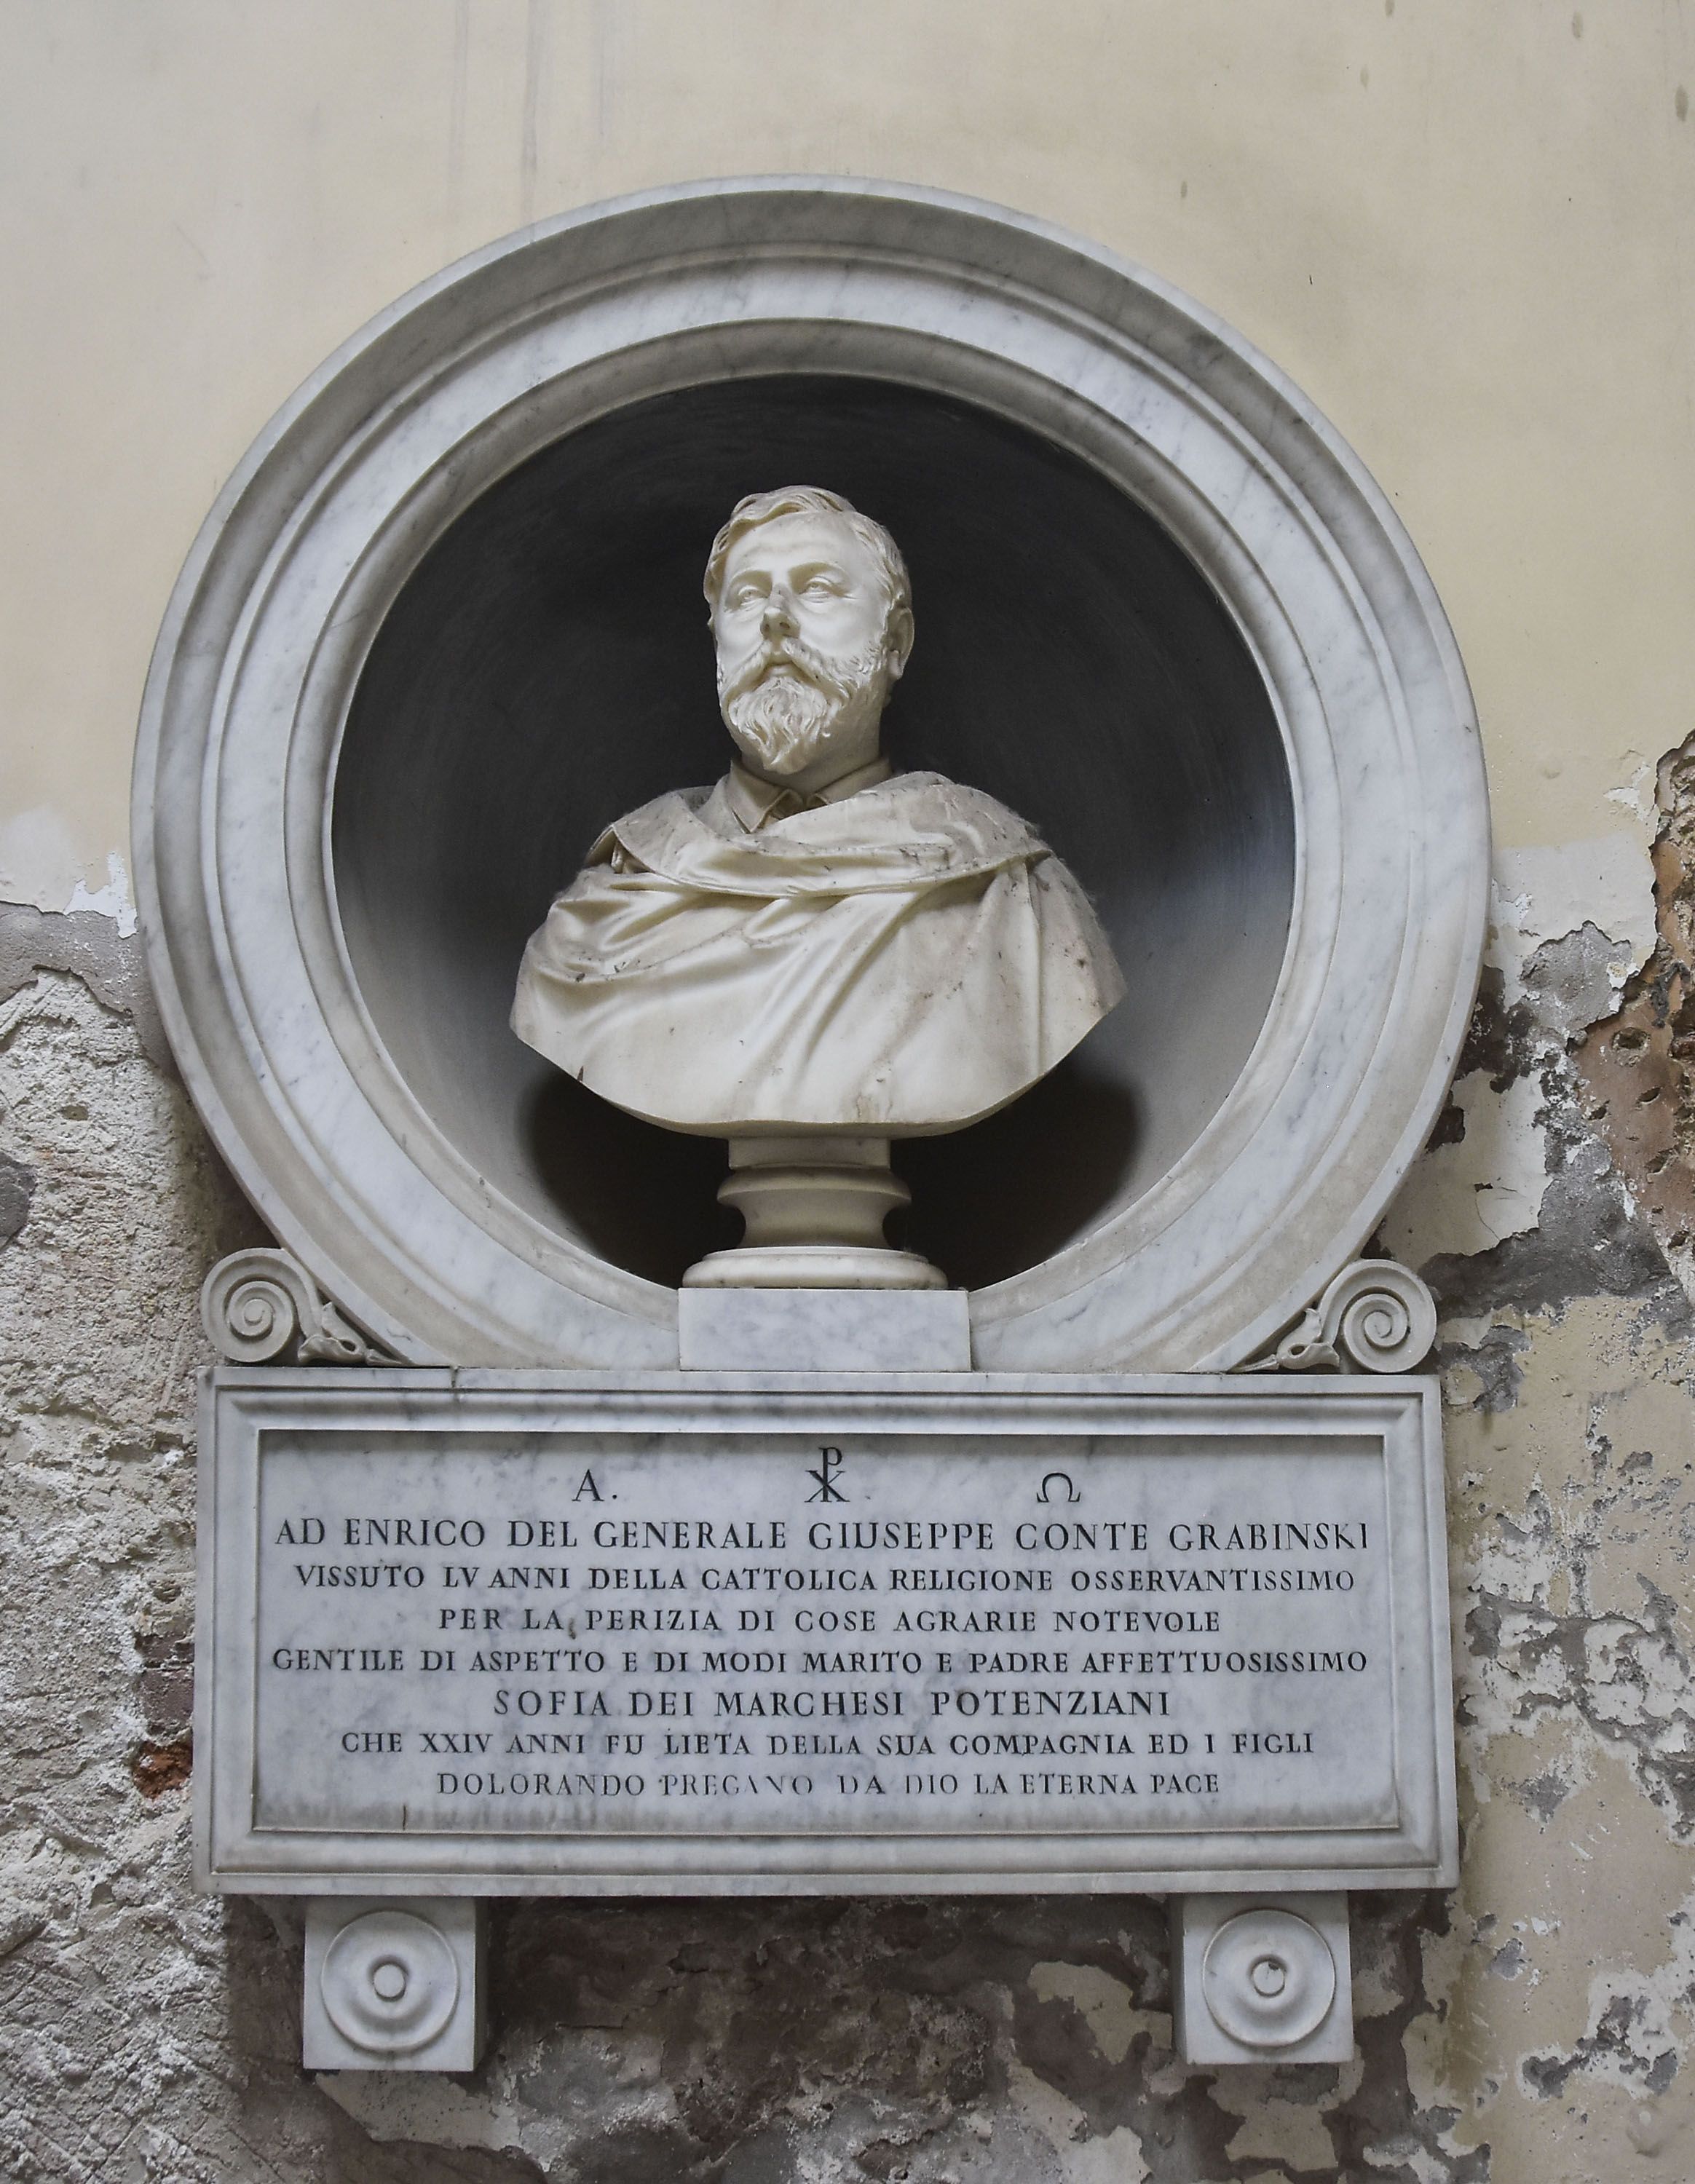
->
[[201, 1248, 394, 1366], [1239, 1258, 1436, 1374], [1171, 1893, 1354, 2064], [303, 1899, 486, 2072]]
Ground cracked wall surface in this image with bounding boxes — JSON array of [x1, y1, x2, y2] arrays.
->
[[4, 779, 1694, 2182], [5, 6, 1695, 2179]]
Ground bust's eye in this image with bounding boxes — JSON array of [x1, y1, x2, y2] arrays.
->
[[725, 582, 762, 609], [803, 576, 844, 597]]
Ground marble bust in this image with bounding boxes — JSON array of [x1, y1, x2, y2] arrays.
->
[[515, 487, 1122, 1127], [513, 487, 1123, 1284]]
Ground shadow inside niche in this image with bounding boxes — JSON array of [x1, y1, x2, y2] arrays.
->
[[521, 1073, 738, 1289], [523, 1056, 1137, 1293], [336, 374, 1293, 1295], [895, 1061, 1141, 1290]]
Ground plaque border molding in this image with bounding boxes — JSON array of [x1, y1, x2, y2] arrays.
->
[[197, 1367, 1458, 1898]]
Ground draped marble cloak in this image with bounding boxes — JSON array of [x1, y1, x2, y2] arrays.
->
[[511, 769, 1123, 1133]]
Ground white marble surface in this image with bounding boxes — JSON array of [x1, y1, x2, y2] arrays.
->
[[678, 1287, 971, 1369], [1171, 1892, 1354, 2064], [135, 179, 1489, 1369], [511, 491, 1123, 1144], [197, 1368, 1457, 1896], [302, 1898, 485, 2072]]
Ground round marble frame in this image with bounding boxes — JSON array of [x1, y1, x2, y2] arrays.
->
[[134, 178, 1488, 1370]]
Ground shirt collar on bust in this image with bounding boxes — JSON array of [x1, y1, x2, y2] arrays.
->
[[723, 755, 893, 831]]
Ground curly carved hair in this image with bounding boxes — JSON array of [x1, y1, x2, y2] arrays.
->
[[702, 486, 912, 625]]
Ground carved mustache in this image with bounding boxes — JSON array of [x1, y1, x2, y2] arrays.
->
[[717, 636, 857, 709]]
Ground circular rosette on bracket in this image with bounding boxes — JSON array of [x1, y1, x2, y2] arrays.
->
[[319, 1910, 460, 2058], [1201, 1907, 1339, 2050]]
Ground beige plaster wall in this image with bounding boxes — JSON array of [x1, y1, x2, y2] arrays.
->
[[3, 8, 1695, 2184], [1, 0, 1691, 906]]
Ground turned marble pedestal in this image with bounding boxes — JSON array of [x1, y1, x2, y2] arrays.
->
[[682, 1136, 949, 1292]]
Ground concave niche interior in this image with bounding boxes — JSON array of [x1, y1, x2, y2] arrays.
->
[[332, 376, 1295, 1289]]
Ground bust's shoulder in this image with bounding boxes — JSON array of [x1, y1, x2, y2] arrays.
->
[[586, 786, 713, 865], [873, 771, 1049, 856]]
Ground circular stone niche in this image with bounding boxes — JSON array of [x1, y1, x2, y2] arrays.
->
[[134, 181, 1488, 1369], [332, 374, 1294, 1293]]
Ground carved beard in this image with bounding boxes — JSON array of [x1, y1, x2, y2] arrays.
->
[[719, 633, 890, 778]]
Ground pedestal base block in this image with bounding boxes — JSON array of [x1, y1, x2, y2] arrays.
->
[[678, 1285, 971, 1369]]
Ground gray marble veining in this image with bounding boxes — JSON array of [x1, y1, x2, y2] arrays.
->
[[135, 180, 1489, 1371], [677, 1288, 971, 1369], [197, 1366, 1457, 1896]]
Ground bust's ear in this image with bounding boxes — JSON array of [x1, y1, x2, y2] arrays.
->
[[885, 605, 915, 681]]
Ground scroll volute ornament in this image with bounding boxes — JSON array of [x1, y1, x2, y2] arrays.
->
[[201, 1248, 390, 1366], [1241, 1260, 1437, 1374]]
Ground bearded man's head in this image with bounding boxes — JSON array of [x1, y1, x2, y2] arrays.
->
[[704, 487, 913, 780]]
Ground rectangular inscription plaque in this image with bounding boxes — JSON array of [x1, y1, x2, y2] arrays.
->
[[198, 1370, 1456, 1896]]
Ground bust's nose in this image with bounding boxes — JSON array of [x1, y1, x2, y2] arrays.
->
[[760, 589, 799, 642]]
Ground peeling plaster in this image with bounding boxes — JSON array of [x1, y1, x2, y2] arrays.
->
[[3, 757, 1695, 2184], [0, 810, 136, 935], [1383, 767, 1695, 1357], [1382, 834, 1659, 1281], [1490, 834, 1658, 997], [1571, 734, 1695, 1300], [1028, 1962, 1155, 2067], [1380, 1069, 1549, 1266], [0, 902, 173, 1073]]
